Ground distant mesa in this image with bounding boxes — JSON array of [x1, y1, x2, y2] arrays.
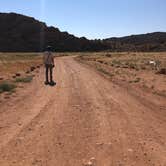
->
[[0, 12, 108, 52], [104, 32, 166, 52], [0, 12, 166, 52]]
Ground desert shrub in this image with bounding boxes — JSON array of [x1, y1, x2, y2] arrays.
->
[[104, 62, 108, 65], [129, 63, 136, 69], [125, 62, 130, 66], [97, 67, 114, 77], [141, 66, 146, 70], [15, 76, 33, 83], [0, 82, 16, 93], [129, 77, 141, 83], [112, 60, 121, 65], [105, 53, 112, 57]]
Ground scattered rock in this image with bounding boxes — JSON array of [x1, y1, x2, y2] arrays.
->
[[4, 96, 10, 99], [128, 148, 133, 152], [31, 74, 35, 77], [30, 66, 36, 71], [98, 60, 104, 64], [18, 122, 22, 126], [15, 73, 21, 77], [26, 70, 30, 74], [28, 128, 32, 131], [58, 142, 62, 146], [96, 142, 104, 146], [83, 157, 96, 166], [84, 161, 93, 166], [90, 157, 96, 163], [122, 65, 128, 68], [144, 152, 147, 156], [149, 60, 156, 66], [105, 53, 112, 57], [157, 68, 166, 75], [12, 75, 16, 79]]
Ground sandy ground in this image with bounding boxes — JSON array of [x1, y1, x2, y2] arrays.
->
[[0, 56, 165, 166]]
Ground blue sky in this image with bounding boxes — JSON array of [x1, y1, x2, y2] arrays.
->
[[0, 0, 166, 39]]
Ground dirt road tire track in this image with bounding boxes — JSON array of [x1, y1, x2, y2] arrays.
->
[[0, 56, 165, 166]]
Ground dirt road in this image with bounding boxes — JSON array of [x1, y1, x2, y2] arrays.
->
[[0, 56, 166, 166]]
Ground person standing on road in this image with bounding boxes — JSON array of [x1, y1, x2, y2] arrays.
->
[[43, 46, 55, 85]]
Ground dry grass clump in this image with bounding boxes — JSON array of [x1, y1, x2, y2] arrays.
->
[[15, 76, 33, 83], [0, 53, 42, 76], [0, 81, 16, 93]]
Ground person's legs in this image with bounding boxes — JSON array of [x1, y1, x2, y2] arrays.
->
[[45, 65, 49, 84], [50, 66, 53, 82], [48, 66, 55, 86]]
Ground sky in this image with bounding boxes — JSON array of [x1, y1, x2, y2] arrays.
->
[[0, 0, 166, 39]]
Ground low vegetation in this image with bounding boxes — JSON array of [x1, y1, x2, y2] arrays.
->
[[15, 76, 33, 83], [77, 52, 166, 97], [0, 53, 42, 77], [0, 53, 41, 95], [97, 67, 114, 77], [77, 52, 166, 72], [0, 81, 16, 93]]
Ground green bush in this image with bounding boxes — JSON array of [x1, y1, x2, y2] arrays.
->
[[0, 82, 16, 93], [15, 76, 33, 83], [112, 60, 121, 65]]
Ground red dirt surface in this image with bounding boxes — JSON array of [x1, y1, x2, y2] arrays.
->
[[0, 56, 165, 166]]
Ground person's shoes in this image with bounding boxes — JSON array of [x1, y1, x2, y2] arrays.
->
[[44, 81, 49, 85], [49, 81, 56, 86]]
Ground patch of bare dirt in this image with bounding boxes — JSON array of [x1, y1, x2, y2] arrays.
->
[[0, 56, 165, 166]]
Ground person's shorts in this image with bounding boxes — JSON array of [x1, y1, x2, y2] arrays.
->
[[45, 64, 54, 68]]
